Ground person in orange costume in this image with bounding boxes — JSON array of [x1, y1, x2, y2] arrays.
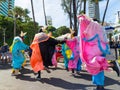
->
[[30, 27, 65, 80]]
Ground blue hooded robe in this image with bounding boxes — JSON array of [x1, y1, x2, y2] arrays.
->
[[11, 36, 29, 69]]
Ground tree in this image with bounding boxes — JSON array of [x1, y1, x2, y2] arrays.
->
[[45, 26, 57, 37], [102, 0, 110, 25], [42, 0, 47, 25], [20, 21, 39, 44], [23, 9, 31, 22], [73, 0, 77, 35], [83, 0, 86, 14], [8, 6, 25, 37], [61, 0, 72, 28], [61, 0, 82, 35], [0, 15, 14, 45], [46, 26, 56, 33], [0, 0, 6, 2], [30, 0, 37, 32], [56, 26, 70, 36]]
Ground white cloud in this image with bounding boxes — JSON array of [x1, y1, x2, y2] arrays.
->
[[15, 0, 69, 28]]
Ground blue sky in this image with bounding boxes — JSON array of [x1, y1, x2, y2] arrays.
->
[[15, 0, 120, 28]]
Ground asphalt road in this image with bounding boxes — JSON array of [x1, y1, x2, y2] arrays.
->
[[0, 62, 120, 90]]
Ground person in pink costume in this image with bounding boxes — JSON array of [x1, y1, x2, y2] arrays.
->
[[66, 36, 82, 73], [78, 14, 111, 90]]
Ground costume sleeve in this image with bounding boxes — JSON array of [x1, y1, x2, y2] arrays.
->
[[47, 37, 65, 46], [17, 41, 29, 50]]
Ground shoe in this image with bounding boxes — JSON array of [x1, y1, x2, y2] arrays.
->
[[96, 85, 104, 90], [66, 67, 69, 71], [11, 69, 19, 76], [110, 61, 120, 76], [44, 67, 51, 73], [36, 76, 41, 80], [76, 71, 81, 75], [11, 70, 15, 76], [72, 69, 74, 73]]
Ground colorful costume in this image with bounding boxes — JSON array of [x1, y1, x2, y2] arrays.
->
[[11, 36, 29, 71], [30, 32, 63, 73], [78, 15, 110, 87], [62, 43, 72, 70], [66, 37, 82, 71], [30, 33, 49, 73], [51, 48, 57, 67]]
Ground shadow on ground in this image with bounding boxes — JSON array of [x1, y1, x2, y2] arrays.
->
[[11, 65, 120, 90], [105, 76, 120, 86], [0, 63, 12, 70], [39, 77, 95, 90]]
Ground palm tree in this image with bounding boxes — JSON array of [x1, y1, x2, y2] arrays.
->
[[83, 0, 86, 14], [30, 0, 36, 31], [102, 0, 110, 25], [42, 0, 47, 25], [61, 0, 73, 28], [8, 6, 25, 37], [73, 0, 77, 35], [23, 9, 31, 22]]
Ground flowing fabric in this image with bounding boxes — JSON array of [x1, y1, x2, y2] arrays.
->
[[78, 15, 110, 75], [61, 43, 72, 69], [52, 49, 57, 67], [11, 36, 29, 69], [30, 33, 49, 72], [66, 37, 81, 70]]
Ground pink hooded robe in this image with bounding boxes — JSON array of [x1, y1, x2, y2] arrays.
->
[[66, 37, 80, 69], [78, 15, 110, 75]]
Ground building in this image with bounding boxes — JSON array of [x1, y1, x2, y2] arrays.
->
[[88, 0, 100, 21], [46, 16, 52, 26], [0, 0, 15, 16]]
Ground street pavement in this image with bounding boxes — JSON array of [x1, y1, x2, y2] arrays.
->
[[0, 61, 120, 90]]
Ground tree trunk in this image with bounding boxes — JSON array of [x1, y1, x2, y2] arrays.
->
[[30, 0, 36, 31], [102, 0, 110, 25], [69, 0, 72, 29], [73, 0, 77, 35], [13, 17, 16, 37], [83, 0, 86, 14], [43, 0, 47, 26]]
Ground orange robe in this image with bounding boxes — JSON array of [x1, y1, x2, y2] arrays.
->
[[30, 33, 49, 73]]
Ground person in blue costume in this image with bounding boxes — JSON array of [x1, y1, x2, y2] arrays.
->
[[61, 43, 70, 71], [11, 31, 29, 75]]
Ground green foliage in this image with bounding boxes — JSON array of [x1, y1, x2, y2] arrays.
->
[[0, 0, 6, 2], [119, 20, 120, 24], [0, 15, 14, 46], [56, 26, 70, 36], [20, 21, 39, 45], [45, 26, 57, 37], [114, 29, 119, 35], [46, 26, 56, 32], [0, 14, 39, 46]]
